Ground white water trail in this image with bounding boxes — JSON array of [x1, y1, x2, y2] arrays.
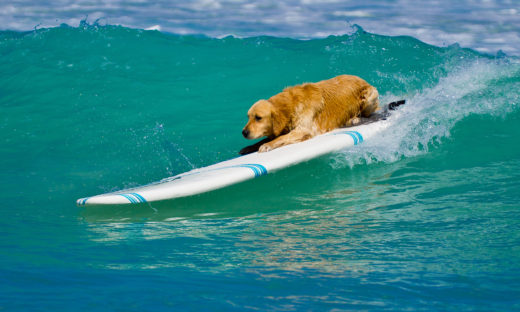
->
[[333, 59, 520, 168]]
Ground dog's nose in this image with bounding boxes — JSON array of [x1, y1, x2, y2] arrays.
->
[[242, 129, 249, 138]]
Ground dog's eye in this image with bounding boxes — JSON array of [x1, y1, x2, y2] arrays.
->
[[255, 115, 262, 121]]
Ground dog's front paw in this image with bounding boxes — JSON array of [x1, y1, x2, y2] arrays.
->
[[258, 143, 273, 153]]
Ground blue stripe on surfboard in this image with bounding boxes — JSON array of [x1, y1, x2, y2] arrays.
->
[[351, 131, 364, 143], [344, 132, 358, 145], [333, 130, 364, 145], [126, 193, 146, 203], [128, 193, 141, 203], [239, 164, 261, 177], [232, 164, 268, 178], [120, 194, 137, 204], [77, 197, 89, 205], [242, 165, 260, 177], [249, 165, 261, 177], [253, 164, 267, 176], [130, 193, 147, 203], [244, 164, 267, 177]]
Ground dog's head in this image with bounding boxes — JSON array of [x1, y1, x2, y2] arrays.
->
[[242, 100, 288, 139]]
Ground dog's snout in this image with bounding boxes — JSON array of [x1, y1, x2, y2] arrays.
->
[[242, 129, 250, 138]]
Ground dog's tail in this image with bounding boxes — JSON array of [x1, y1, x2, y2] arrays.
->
[[387, 99, 406, 110], [355, 99, 406, 125]]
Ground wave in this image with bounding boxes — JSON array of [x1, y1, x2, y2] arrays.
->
[[333, 58, 520, 167], [0, 23, 518, 184]]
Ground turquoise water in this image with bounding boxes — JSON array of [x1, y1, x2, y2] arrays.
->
[[1, 24, 520, 310]]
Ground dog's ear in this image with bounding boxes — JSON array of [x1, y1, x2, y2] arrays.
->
[[271, 105, 289, 137]]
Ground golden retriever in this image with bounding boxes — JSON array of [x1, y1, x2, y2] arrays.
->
[[240, 75, 379, 154]]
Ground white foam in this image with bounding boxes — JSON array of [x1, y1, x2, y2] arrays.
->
[[145, 25, 161, 31], [332, 60, 520, 168], [1, 0, 519, 55]]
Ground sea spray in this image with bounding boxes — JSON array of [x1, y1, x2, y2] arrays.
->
[[333, 59, 520, 168]]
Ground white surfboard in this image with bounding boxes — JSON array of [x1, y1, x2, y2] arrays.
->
[[77, 99, 408, 206], [76, 116, 395, 206]]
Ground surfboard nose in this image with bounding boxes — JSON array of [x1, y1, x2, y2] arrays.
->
[[77, 197, 90, 205]]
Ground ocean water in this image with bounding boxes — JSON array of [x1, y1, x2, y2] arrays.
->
[[2, 0, 520, 55], [2, 5, 520, 312]]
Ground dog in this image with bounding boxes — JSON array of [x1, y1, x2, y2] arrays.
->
[[240, 75, 379, 154]]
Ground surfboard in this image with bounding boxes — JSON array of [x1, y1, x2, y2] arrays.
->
[[77, 101, 404, 206]]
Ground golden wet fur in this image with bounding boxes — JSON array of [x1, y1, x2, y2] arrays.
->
[[240, 75, 379, 153]]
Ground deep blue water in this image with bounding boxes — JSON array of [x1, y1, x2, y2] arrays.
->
[[1, 1, 520, 311]]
